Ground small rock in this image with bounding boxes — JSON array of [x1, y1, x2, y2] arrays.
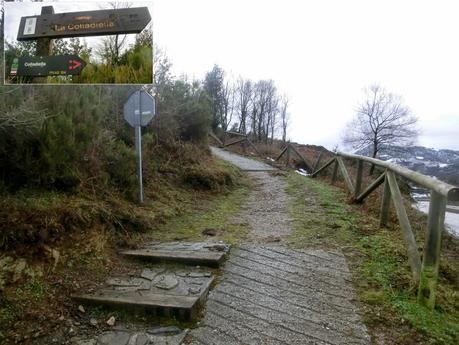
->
[[89, 318, 98, 326], [78, 305, 85, 313], [140, 268, 156, 281], [58, 315, 65, 321], [202, 228, 218, 236], [153, 273, 179, 290], [106, 316, 116, 326]]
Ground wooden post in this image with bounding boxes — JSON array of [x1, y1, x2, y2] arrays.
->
[[379, 172, 391, 227], [285, 144, 290, 167], [337, 157, 355, 193], [313, 152, 324, 172], [355, 172, 385, 203], [33, 6, 54, 84], [246, 137, 262, 157], [331, 159, 339, 183], [354, 160, 364, 199], [289, 144, 312, 171], [386, 171, 421, 282], [275, 146, 288, 161], [418, 191, 447, 309], [311, 157, 336, 178]]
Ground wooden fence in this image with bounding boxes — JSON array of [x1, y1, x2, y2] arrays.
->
[[310, 151, 459, 309]]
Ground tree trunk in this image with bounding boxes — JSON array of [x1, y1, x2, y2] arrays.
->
[[369, 141, 378, 176]]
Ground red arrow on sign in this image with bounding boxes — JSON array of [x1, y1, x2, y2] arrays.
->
[[68, 59, 82, 70]]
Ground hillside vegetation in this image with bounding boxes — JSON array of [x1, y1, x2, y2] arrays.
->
[[0, 48, 248, 342]]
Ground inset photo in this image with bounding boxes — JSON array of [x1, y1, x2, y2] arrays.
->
[[3, 0, 152, 84]]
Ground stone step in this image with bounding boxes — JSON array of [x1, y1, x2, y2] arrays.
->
[[72, 268, 214, 321], [121, 242, 230, 267]]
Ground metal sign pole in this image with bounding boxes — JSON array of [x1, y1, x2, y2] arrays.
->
[[135, 125, 144, 203], [123, 90, 155, 204], [136, 91, 144, 203]]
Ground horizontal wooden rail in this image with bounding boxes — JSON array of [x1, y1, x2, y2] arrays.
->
[[337, 151, 459, 201]]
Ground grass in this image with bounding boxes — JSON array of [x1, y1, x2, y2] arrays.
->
[[285, 171, 459, 345], [149, 177, 250, 245]]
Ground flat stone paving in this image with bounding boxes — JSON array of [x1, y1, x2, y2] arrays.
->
[[211, 147, 276, 171], [73, 267, 214, 320], [121, 242, 230, 267], [74, 326, 188, 345], [187, 246, 371, 345]]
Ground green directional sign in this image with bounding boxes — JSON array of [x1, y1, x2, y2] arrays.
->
[[17, 7, 151, 41], [11, 55, 86, 77]]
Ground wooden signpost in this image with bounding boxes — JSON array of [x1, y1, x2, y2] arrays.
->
[[13, 5, 152, 83], [17, 7, 151, 41]]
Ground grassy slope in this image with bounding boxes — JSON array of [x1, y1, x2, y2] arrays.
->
[[286, 172, 458, 345]]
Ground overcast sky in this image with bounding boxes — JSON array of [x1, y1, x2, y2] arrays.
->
[[153, 0, 459, 151], [4, 0, 153, 61]]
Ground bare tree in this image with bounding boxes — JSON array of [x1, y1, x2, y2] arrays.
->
[[280, 95, 289, 143], [343, 84, 418, 173], [97, 2, 131, 65], [235, 78, 252, 134], [0, 88, 50, 133], [220, 80, 234, 132], [251, 80, 276, 141]]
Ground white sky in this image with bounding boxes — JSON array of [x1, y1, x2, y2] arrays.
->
[[4, 0, 153, 61], [153, 0, 459, 151]]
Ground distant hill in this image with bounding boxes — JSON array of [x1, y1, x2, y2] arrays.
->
[[356, 145, 459, 186]]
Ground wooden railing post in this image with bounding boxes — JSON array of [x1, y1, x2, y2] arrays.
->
[[418, 191, 447, 309], [337, 157, 355, 193], [331, 158, 338, 183], [313, 152, 324, 172], [354, 160, 363, 199], [379, 172, 391, 227], [355, 172, 385, 203], [286, 144, 290, 167], [386, 171, 421, 281], [311, 157, 336, 178]]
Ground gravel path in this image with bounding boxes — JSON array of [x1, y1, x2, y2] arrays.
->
[[187, 148, 371, 344], [231, 171, 292, 245], [211, 147, 275, 171]]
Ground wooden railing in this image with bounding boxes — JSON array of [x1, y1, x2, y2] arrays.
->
[[274, 142, 312, 172], [209, 130, 262, 157], [311, 151, 459, 309]]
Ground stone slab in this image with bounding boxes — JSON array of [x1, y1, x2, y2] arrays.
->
[[121, 242, 230, 267], [72, 269, 214, 320]]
